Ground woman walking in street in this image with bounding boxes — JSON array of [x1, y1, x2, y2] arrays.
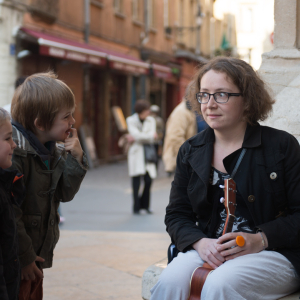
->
[[126, 99, 157, 214]]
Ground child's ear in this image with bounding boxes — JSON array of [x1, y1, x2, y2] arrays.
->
[[34, 118, 46, 132]]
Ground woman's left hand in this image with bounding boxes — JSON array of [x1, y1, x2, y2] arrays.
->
[[216, 232, 267, 261]]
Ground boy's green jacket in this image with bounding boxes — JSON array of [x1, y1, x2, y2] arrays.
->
[[10, 126, 88, 269]]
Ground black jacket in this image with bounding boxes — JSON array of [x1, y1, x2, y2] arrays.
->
[[165, 123, 300, 275], [0, 168, 24, 300]]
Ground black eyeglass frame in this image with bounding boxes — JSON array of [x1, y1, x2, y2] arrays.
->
[[195, 92, 242, 104]]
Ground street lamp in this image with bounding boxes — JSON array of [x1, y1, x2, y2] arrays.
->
[[196, 7, 203, 27], [195, 5, 204, 56], [164, 4, 204, 56]]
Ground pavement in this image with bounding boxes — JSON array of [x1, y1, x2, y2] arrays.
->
[[43, 161, 172, 300], [42, 161, 300, 300]]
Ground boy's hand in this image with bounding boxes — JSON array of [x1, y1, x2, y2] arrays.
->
[[64, 128, 83, 163], [21, 256, 45, 281]]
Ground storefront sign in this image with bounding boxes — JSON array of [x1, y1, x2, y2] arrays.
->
[[109, 61, 148, 74], [40, 45, 106, 66], [21, 28, 150, 73], [108, 55, 150, 75], [152, 64, 172, 79]]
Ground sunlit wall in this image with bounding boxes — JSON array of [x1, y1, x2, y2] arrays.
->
[[214, 0, 274, 70]]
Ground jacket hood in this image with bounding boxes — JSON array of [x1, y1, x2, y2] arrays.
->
[[11, 122, 65, 159], [12, 120, 56, 157]]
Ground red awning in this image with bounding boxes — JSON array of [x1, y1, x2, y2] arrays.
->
[[152, 63, 172, 79], [108, 55, 150, 74], [21, 28, 107, 66], [20, 28, 150, 74]]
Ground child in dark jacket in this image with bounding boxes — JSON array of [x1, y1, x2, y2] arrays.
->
[[9, 72, 88, 300], [0, 107, 24, 300]]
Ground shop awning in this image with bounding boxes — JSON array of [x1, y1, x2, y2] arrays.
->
[[151, 63, 172, 79], [21, 28, 107, 66], [20, 28, 150, 74]]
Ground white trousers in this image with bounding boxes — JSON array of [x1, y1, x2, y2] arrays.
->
[[150, 250, 300, 300]]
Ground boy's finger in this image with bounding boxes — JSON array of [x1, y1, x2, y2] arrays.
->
[[70, 128, 78, 138], [36, 269, 44, 278], [64, 143, 76, 150], [29, 273, 36, 281], [36, 256, 45, 262], [34, 265, 44, 278]]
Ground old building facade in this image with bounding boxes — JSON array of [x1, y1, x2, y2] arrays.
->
[[1, 0, 233, 161]]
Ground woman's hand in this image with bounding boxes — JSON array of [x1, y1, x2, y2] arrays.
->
[[126, 134, 135, 143], [193, 238, 225, 269], [216, 232, 268, 261]]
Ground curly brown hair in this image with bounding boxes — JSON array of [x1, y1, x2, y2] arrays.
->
[[188, 57, 275, 124]]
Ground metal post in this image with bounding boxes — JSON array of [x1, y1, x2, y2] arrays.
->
[[141, 0, 149, 45], [141, 0, 149, 98], [84, 0, 90, 43], [195, 3, 201, 56], [83, 0, 90, 123], [144, 0, 148, 33]]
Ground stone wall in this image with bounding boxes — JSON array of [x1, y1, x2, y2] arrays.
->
[[259, 0, 300, 139], [0, 3, 25, 107]]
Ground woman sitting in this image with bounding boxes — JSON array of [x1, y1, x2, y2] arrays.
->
[[150, 57, 300, 300]]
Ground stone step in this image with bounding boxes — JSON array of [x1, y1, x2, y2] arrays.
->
[[142, 258, 300, 300]]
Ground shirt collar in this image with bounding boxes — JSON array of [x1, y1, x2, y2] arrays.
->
[[188, 122, 262, 148]]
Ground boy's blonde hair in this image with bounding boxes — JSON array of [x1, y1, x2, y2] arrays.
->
[[0, 108, 10, 127], [11, 71, 75, 133]]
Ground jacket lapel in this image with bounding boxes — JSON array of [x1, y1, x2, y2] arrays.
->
[[185, 124, 262, 223], [186, 128, 215, 191], [222, 124, 262, 225]]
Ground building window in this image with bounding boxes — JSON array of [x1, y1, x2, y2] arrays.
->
[[179, 0, 184, 27], [147, 0, 155, 28], [114, 0, 123, 13], [164, 0, 169, 28], [178, 0, 184, 41], [132, 0, 142, 21], [189, 0, 195, 47], [91, 0, 103, 8]]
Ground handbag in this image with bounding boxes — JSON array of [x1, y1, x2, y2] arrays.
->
[[144, 144, 158, 163]]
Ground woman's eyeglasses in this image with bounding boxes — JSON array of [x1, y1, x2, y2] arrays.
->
[[195, 92, 242, 104]]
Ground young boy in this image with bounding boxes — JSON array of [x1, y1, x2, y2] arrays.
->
[[0, 107, 23, 300], [9, 72, 88, 300]]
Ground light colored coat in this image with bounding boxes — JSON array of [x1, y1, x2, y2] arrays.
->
[[126, 113, 157, 178], [162, 101, 197, 173]]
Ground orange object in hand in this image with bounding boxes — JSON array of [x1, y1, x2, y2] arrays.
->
[[236, 235, 245, 247]]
